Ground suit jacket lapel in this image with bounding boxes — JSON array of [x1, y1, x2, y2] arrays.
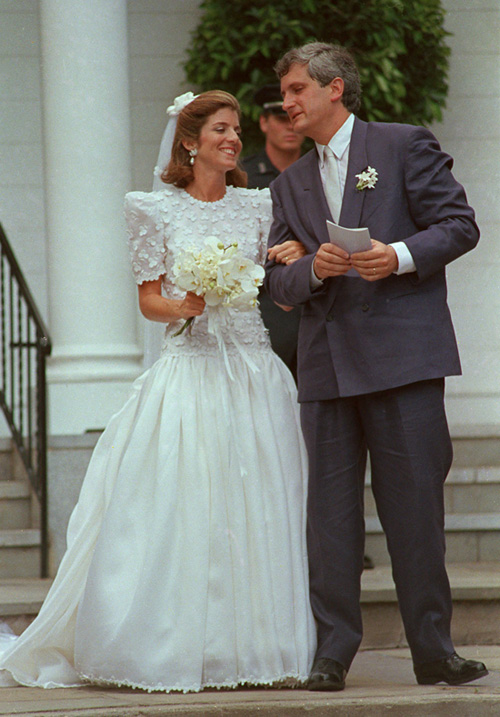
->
[[339, 117, 368, 229], [298, 149, 332, 246], [298, 119, 369, 236], [295, 149, 343, 311]]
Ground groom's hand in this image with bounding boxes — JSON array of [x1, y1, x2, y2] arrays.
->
[[351, 240, 398, 281], [313, 243, 351, 280]]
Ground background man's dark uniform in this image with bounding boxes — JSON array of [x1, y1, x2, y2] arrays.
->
[[242, 85, 301, 381]]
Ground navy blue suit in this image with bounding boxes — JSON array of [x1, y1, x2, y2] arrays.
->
[[265, 117, 479, 668]]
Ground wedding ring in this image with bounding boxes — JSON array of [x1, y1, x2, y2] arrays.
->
[[372, 268, 376, 275], [284, 256, 289, 262]]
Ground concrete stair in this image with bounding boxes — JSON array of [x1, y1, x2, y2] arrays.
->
[[0, 430, 499, 655], [1, 562, 499, 647], [359, 427, 500, 649], [365, 465, 500, 565], [0, 576, 51, 635], [0, 649, 499, 717], [360, 562, 500, 649], [0, 480, 32, 529], [0, 527, 41, 579], [0, 440, 41, 579]]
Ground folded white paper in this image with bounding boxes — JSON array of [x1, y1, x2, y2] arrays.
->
[[326, 220, 372, 255]]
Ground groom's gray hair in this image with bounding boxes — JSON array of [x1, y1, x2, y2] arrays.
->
[[274, 42, 362, 114]]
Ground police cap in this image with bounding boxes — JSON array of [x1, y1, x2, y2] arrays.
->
[[253, 84, 286, 115]]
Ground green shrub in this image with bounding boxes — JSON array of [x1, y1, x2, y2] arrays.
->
[[184, 0, 450, 153]]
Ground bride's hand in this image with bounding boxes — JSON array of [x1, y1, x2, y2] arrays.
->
[[179, 291, 205, 319], [268, 240, 307, 265]]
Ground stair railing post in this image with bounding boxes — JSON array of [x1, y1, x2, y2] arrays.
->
[[0, 224, 52, 579], [36, 334, 50, 578]]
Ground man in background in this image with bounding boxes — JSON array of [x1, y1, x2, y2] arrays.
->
[[243, 83, 304, 188], [243, 84, 304, 382]]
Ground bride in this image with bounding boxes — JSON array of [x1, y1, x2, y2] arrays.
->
[[0, 90, 316, 692]]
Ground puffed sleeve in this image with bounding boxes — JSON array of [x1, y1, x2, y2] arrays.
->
[[124, 191, 167, 284], [254, 188, 273, 266]]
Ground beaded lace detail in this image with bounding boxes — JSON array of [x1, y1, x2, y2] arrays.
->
[[124, 185, 273, 358], [79, 668, 307, 693]]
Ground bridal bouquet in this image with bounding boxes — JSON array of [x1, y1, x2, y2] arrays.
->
[[172, 236, 265, 336]]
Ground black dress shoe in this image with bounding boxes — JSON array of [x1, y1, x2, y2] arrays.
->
[[307, 657, 346, 691], [414, 652, 488, 686]]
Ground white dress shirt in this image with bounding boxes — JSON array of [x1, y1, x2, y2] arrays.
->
[[311, 114, 416, 284]]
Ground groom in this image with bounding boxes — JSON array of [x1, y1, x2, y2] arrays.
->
[[265, 42, 487, 690]]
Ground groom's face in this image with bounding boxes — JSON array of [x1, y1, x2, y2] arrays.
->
[[281, 63, 335, 143]]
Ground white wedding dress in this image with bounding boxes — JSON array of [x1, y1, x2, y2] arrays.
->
[[0, 185, 316, 692]]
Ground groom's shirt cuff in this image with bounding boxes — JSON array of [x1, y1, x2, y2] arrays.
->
[[392, 242, 416, 274], [310, 263, 324, 289]]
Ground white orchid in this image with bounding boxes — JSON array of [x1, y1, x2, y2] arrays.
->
[[172, 237, 264, 335], [355, 166, 378, 191], [166, 92, 199, 117]]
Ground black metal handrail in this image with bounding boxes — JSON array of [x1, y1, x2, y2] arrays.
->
[[0, 223, 51, 577]]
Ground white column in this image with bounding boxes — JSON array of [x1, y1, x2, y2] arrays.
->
[[433, 0, 500, 432], [40, 0, 142, 434]]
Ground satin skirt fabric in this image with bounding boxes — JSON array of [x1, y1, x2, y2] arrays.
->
[[0, 350, 315, 692]]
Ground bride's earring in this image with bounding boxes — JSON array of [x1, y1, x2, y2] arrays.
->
[[189, 148, 198, 166]]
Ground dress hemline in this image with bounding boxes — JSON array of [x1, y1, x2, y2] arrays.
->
[[79, 670, 308, 693]]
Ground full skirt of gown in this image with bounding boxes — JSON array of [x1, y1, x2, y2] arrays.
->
[[0, 341, 316, 692]]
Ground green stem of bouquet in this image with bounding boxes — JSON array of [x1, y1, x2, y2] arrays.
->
[[172, 317, 194, 337]]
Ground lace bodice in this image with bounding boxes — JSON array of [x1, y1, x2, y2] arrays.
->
[[124, 185, 273, 357]]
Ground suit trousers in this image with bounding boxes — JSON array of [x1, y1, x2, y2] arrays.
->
[[300, 378, 455, 669]]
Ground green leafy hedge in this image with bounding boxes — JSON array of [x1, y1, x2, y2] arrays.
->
[[184, 0, 450, 153]]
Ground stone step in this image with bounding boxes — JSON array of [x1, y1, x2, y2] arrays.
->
[[0, 576, 51, 634], [0, 445, 497, 579], [363, 464, 500, 565], [365, 464, 500, 488], [0, 439, 14, 481], [1, 502, 499, 580], [0, 480, 32, 529], [364, 466, 500, 515], [0, 528, 40, 578], [366, 513, 500, 533], [365, 482, 500, 517], [0, 437, 28, 482], [360, 562, 500, 650], [365, 513, 500, 565], [2, 563, 499, 650], [0, 655, 499, 717], [450, 425, 500, 468]]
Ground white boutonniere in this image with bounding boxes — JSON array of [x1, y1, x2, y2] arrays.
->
[[355, 166, 378, 191]]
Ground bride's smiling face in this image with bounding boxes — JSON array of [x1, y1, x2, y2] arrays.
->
[[193, 108, 242, 173]]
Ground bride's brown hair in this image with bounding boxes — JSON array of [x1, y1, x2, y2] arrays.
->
[[162, 90, 247, 189]]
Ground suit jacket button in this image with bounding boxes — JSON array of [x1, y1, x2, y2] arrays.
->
[[326, 313, 334, 321], [361, 303, 370, 312]]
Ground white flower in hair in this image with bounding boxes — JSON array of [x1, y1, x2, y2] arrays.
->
[[166, 92, 199, 117]]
